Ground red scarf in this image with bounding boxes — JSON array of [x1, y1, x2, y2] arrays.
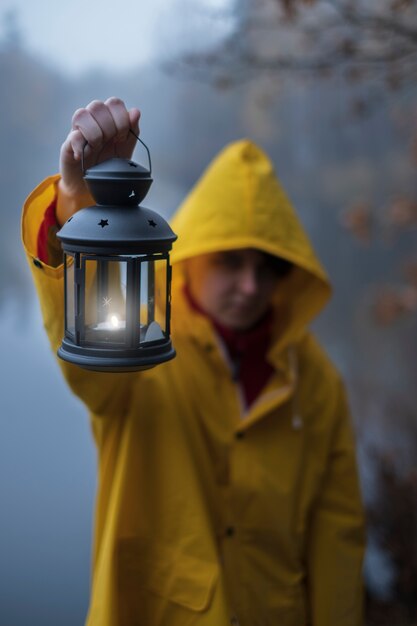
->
[[183, 284, 274, 408]]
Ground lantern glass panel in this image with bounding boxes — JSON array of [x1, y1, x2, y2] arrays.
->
[[139, 257, 167, 344], [65, 253, 75, 338], [84, 257, 128, 345]]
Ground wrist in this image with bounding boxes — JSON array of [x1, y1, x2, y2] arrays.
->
[[57, 179, 93, 226]]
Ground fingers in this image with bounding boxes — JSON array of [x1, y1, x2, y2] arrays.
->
[[103, 97, 130, 141], [59, 98, 142, 198], [62, 129, 87, 162], [71, 100, 117, 156], [69, 98, 141, 160], [128, 107, 141, 134]]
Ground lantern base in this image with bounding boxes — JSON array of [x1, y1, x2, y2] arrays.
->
[[57, 337, 176, 372]]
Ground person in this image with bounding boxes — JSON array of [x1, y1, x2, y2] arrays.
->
[[22, 97, 365, 626]]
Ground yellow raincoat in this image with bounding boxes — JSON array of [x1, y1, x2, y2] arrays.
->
[[22, 140, 365, 626]]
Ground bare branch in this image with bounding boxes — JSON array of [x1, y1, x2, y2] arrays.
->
[[322, 0, 417, 43], [172, 0, 417, 90]]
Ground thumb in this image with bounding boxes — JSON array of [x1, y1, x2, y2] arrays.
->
[[129, 108, 141, 135]]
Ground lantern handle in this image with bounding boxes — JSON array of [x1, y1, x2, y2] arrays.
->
[[129, 129, 152, 176], [81, 129, 152, 176]]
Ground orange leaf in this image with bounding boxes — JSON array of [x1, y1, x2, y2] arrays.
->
[[386, 197, 417, 228], [403, 260, 417, 288], [341, 202, 373, 244], [373, 289, 406, 325]]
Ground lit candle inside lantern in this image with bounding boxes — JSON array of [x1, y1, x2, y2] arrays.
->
[[94, 314, 126, 331], [85, 315, 165, 346], [84, 314, 127, 344]]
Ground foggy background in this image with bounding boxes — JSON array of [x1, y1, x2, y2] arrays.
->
[[1, 0, 416, 624]]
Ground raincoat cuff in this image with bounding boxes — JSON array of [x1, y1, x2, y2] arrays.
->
[[21, 175, 64, 279]]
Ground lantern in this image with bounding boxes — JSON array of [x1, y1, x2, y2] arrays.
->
[[57, 136, 177, 372]]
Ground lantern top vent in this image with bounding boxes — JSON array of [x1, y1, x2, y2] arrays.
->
[[83, 133, 153, 206], [84, 157, 153, 207], [84, 157, 151, 180]]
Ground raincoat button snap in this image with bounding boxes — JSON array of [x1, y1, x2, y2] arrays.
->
[[226, 526, 235, 537], [235, 431, 245, 440], [33, 258, 43, 269]]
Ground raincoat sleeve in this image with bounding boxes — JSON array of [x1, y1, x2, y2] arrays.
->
[[307, 374, 365, 626], [21, 176, 134, 419]]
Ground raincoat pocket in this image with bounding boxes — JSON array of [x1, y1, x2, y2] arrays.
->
[[118, 536, 219, 623]]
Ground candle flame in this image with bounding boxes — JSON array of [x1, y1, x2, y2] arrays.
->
[[110, 315, 120, 329]]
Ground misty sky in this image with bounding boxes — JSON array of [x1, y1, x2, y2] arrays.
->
[[1, 0, 232, 75]]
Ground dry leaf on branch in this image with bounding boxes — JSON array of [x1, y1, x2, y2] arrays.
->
[[385, 196, 417, 229], [403, 260, 417, 288], [373, 286, 417, 325], [341, 202, 373, 244]]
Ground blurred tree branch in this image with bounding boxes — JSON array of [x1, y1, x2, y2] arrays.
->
[[172, 0, 417, 90]]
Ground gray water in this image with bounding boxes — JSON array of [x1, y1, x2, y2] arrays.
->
[[0, 300, 95, 626]]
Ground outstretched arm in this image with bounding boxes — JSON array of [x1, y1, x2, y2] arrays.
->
[[22, 98, 142, 419]]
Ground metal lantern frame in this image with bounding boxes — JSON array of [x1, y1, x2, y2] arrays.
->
[[57, 135, 177, 372]]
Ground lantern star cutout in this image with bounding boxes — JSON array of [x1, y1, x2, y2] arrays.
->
[[148, 219, 157, 227], [102, 296, 112, 308], [98, 219, 109, 228]]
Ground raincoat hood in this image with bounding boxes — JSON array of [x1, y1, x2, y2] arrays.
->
[[170, 139, 332, 348]]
